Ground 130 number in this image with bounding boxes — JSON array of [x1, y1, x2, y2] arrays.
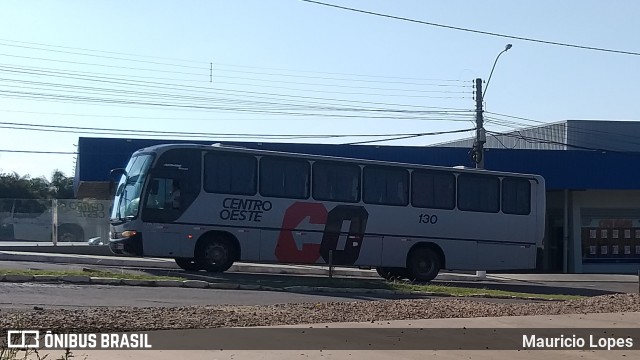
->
[[418, 214, 438, 224]]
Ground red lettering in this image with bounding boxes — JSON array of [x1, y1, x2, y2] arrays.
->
[[275, 202, 327, 263]]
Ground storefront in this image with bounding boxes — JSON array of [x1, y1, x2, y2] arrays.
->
[[572, 190, 640, 273]]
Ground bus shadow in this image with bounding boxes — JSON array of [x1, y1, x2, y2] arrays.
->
[[138, 268, 620, 297]]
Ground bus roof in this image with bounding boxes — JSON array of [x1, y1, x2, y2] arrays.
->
[[132, 143, 545, 182]]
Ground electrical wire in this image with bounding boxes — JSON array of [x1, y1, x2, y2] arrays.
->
[[0, 149, 76, 154], [0, 38, 467, 82], [0, 64, 472, 109], [300, 0, 640, 57], [485, 113, 640, 150], [345, 127, 475, 145], [0, 109, 473, 123], [0, 120, 460, 138]]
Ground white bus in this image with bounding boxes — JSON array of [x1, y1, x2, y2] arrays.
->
[[109, 143, 545, 282]]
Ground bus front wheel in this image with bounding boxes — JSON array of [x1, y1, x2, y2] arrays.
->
[[174, 258, 202, 272], [407, 247, 441, 282], [195, 237, 235, 273]]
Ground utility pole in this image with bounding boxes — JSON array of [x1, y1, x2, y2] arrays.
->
[[473, 78, 487, 279], [473, 78, 485, 169]]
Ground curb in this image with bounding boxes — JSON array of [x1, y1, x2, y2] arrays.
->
[[0, 251, 488, 282], [0, 274, 563, 302]]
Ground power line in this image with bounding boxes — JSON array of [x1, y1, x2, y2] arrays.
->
[[0, 52, 470, 90], [485, 130, 611, 151], [0, 120, 471, 139], [300, 0, 640, 57], [0, 38, 208, 64], [210, 67, 471, 87], [0, 53, 207, 77], [0, 42, 207, 70], [345, 127, 475, 145], [0, 67, 473, 118], [210, 74, 469, 92], [0, 149, 76, 154], [0, 37, 467, 82], [485, 112, 640, 149], [485, 118, 640, 152], [0, 87, 471, 120], [0, 63, 471, 108], [0, 108, 472, 123], [0, 43, 471, 88], [486, 132, 514, 149]]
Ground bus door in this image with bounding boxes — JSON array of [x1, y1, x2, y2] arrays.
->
[[140, 149, 201, 257]]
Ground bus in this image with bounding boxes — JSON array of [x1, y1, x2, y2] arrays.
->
[[109, 143, 545, 282]]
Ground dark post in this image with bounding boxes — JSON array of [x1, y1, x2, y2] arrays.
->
[[328, 250, 334, 278], [474, 78, 485, 169]]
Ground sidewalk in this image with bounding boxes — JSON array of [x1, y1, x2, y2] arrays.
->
[[27, 312, 640, 360]]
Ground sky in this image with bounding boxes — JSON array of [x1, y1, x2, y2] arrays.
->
[[0, 0, 638, 179]]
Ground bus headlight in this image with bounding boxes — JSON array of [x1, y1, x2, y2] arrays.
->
[[121, 230, 138, 238]]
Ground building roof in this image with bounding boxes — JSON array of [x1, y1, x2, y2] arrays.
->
[[434, 120, 640, 152], [75, 137, 640, 199]]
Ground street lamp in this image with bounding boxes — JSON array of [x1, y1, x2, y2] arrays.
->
[[483, 44, 512, 98], [475, 44, 512, 280]]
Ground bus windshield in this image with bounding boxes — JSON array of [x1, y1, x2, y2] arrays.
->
[[110, 154, 154, 222]]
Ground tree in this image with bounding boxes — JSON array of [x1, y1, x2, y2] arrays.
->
[[50, 170, 74, 199], [0, 169, 75, 203]]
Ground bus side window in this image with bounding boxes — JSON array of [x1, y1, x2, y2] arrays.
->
[[145, 179, 163, 209], [411, 170, 455, 210], [313, 162, 360, 203], [168, 181, 181, 209], [145, 178, 180, 210], [363, 166, 408, 206]]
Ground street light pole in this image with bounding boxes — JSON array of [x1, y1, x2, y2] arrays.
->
[[473, 44, 512, 170], [483, 44, 512, 99], [473, 44, 512, 280]]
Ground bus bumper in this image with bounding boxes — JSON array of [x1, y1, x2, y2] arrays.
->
[[109, 232, 143, 256]]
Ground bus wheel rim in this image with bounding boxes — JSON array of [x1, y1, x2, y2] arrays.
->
[[417, 259, 434, 275], [205, 244, 227, 264]]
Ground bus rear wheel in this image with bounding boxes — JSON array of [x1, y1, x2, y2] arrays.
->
[[195, 237, 235, 273], [407, 247, 441, 283], [174, 258, 202, 272]]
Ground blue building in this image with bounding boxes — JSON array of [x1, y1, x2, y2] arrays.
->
[[74, 121, 640, 274]]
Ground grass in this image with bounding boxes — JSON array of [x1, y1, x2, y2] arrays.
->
[[0, 268, 583, 300], [189, 272, 584, 300], [390, 282, 584, 300], [0, 268, 182, 281]]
